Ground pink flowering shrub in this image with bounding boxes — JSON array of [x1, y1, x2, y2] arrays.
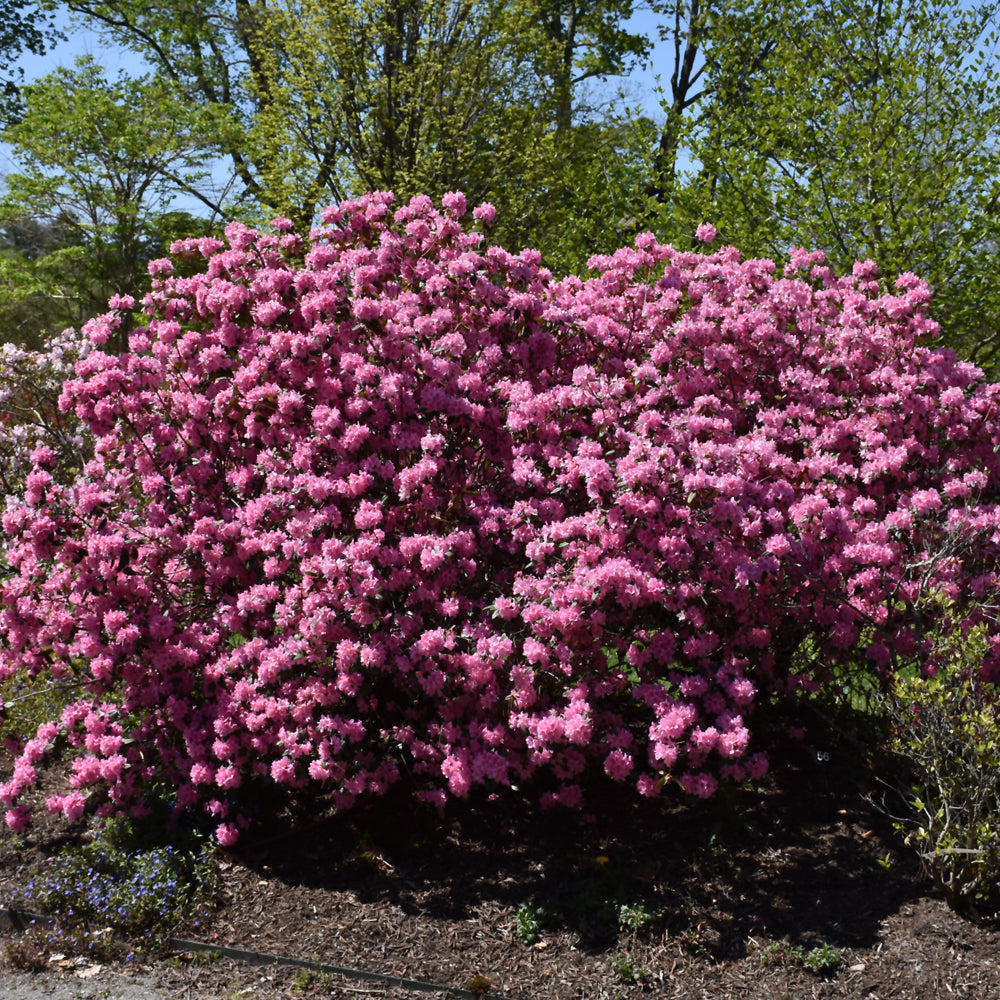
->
[[0, 328, 92, 499], [3, 191, 1000, 842]]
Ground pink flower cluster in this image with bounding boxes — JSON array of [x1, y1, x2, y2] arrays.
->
[[3, 192, 1000, 842]]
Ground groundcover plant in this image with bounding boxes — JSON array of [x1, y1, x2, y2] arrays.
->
[[2, 192, 1000, 844]]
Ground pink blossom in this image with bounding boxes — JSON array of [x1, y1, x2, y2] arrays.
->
[[5, 807, 30, 831], [726, 677, 755, 705], [271, 758, 296, 783], [651, 739, 678, 767], [215, 822, 240, 846], [216, 766, 242, 789], [689, 727, 719, 753], [99, 754, 126, 782], [441, 753, 471, 797], [910, 489, 942, 515], [441, 191, 467, 216], [655, 704, 697, 740], [603, 749, 634, 781], [46, 791, 86, 821], [680, 773, 718, 799], [473, 202, 496, 224], [695, 223, 717, 244], [190, 763, 214, 785], [636, 774, 661, 797], [717, 728, 750, 759]]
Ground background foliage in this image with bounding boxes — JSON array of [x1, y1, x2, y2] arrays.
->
[[0, 1, 996, 367]]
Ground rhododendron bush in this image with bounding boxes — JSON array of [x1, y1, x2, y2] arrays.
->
[[3, 191, 1000, 843]]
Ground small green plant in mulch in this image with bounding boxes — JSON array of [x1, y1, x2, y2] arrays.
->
[[617, 901, 661, 935], [515, 850, 665, 948], [803, 942, 843, 976], [292, 963, 336, 993], [757, 939, 842, 976], [757, 940, 801, 967], [514, 901, 547, 945], [608, 950, 650, 985]]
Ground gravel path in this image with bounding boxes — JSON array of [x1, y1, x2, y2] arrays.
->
[[0, 967, 197, 999], [0, 960, 458, 999]]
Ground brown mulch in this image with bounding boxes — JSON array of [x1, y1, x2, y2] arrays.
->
[[0, 721, 997, 999]]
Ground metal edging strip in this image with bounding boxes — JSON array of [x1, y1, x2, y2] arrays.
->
[[0, 906, 521, 1000]]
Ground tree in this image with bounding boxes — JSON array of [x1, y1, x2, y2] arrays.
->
[[241, 0, 547, 228], [524, 0, 650, 130], [638, 1, 778, 208], [647, 0, 1000, 369], [0, 1, 61, 117], [0, 217, 85, 349], [0, 57, 229, 347], [50, 0, 652, 263]]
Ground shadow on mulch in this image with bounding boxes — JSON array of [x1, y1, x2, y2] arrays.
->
[[229, 725, 928, 961]]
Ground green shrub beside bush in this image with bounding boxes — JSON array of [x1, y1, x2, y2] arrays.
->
[[877, 621, 1000, 915]]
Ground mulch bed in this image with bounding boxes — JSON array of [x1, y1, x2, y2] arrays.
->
[[0, 720, 997, 999]]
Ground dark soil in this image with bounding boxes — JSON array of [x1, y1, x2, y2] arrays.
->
[[0, 717, 997, 999]]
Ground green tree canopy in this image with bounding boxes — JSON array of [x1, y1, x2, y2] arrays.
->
[[0, 56, 227, 347], [0, 1, 61, 114], [48, 0, 652, 267], [647, 0, 1000, 369]]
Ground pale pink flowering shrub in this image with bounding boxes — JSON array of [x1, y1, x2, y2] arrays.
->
[[3, 193, 1000, 841], [0, 327, 92, 500]]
